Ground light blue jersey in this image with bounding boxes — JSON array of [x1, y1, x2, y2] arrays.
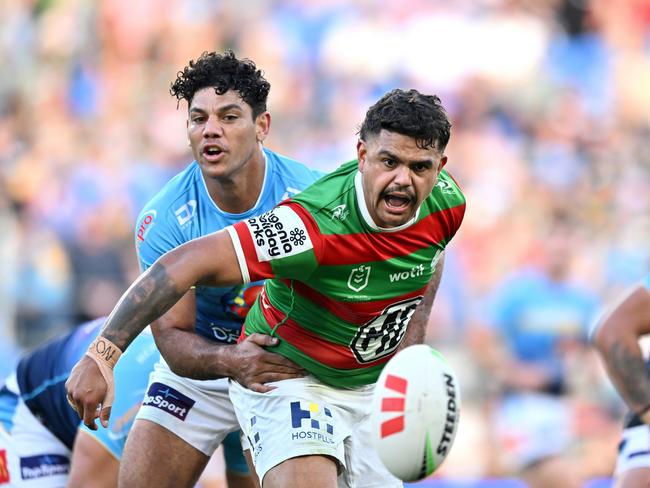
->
[[134, 147, 323, 343], [0, 319, 158, 455]]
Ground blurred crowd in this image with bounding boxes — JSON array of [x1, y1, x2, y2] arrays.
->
[[2, 0, 650, 484]]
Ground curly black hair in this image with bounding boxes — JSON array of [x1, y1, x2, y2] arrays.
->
[[359, 89, 451, 151], [170, 51, 270, 118]]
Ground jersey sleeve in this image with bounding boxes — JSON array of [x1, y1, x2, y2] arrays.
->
[[226, 202, 321, 284], [134, 206, 185, 272]]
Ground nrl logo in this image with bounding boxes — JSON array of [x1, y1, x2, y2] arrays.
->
[[347, 265, 371, 292], [330, 204, 349, 222]]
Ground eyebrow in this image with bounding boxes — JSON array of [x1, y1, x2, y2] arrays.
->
[[378, 149, 434, 167], [189, 103, 245, 114]]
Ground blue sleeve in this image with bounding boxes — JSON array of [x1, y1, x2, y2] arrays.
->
[[134, 204, 185, 272], [78, 330, 159, 459]]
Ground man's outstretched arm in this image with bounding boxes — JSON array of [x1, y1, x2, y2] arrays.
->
[[66, 229, 241, 429], [592, 280, 650, 422]]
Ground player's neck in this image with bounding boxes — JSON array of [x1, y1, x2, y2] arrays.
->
[[203, 151, 266, 214]]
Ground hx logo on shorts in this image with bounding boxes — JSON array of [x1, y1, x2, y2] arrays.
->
[[20, 454, 69, 480], [290, 401, 334, 438], [142, 382, 195, 421]]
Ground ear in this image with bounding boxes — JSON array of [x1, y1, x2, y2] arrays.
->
[[439, 155, 448, 169], [256, 112, 271, 143], [357, 140, 367, 171]]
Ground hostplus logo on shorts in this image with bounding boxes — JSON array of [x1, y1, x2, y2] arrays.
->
[[290, 401, 334, 444], [247, 416, 263, 461], [20, 454, 69, 480], [143, 382, 195, 421]]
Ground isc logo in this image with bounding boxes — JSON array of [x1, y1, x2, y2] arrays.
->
[[380, 374, 408, 438]]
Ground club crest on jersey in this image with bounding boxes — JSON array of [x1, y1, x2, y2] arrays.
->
[[436, 178, 455, 194], [246, 207, 313, 262], [347, 265, 371, 292], [330, 204, 349, 222]]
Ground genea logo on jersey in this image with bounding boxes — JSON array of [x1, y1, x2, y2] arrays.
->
[[246, 206, 313, 262], [289, 401, 335, 444], [20, 454, 69, 480], [143, 382, 195, 421]]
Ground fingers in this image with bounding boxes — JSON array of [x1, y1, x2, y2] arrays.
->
[[248, 382, 275, 394], [246, 333, 280, 347], [82, 400, 100, 430], [258, 351, 304, 371], [100, 405, 112, 428]]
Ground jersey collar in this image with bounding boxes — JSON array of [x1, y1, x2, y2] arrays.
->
[[354, 171, 420, 232]]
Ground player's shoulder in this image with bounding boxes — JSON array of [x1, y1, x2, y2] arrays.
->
[[136, 162, 201, 232], [263, 147, 324, 189], [138, 161, 202, 217], [287, 159, 357, 219], [433, 169, 466, 204]]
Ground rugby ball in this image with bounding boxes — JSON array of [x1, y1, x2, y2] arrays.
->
[[370, 345, 461, 481]]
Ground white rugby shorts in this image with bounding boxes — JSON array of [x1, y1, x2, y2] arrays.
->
[[134, 358, 241, 456], [0, 374, 71, 488], [616, 424, 650, 475], [229, 375, 402, 487]]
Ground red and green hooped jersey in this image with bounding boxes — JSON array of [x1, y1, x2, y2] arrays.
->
[[227, 160, 465, 387]]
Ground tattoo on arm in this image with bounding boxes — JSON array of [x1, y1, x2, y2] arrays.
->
[[101, 262, 187, 351], [401, 254, 445, 347], [608, 341, 650, 411]]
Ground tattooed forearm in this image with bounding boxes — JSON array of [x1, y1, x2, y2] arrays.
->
[[399, 252, 445, 349], [100, 262, 187, 351], [607, 341, 650, 411]]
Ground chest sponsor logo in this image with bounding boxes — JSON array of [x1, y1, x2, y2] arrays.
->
[[246, 206, 313, 262], [290, 401, 334, 444], [389, 264, 426, 283], [20, 454, 69, 480], [347, 265, 371, 292], [175, 200, 197, 227], [142, 382, 195, 421], [0, 450, 9, 484], [330, 204, 349, 222], [136, 210, 157, 246], [350, 296, 423, 363]]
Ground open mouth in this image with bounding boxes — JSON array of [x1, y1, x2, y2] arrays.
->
[[202, 146, 224, 160], [383, 193, 412, 211]]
